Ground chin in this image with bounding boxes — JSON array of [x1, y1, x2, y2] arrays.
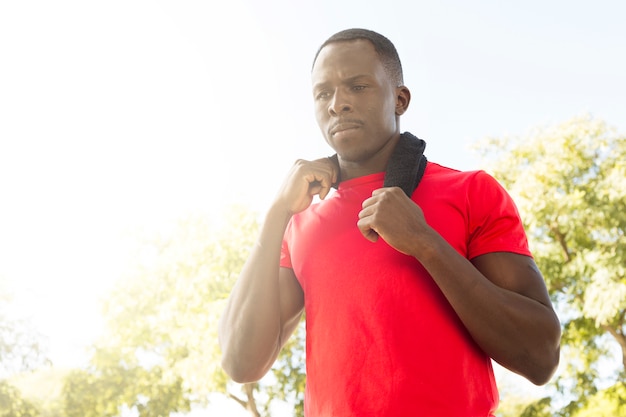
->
[[336, 149, 371, 163], [329, 139, 366, 160]]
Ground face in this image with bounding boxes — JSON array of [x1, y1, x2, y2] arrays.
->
[[311, 39, 409, 164]]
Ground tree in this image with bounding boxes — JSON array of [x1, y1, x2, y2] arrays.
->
[[62, 349, 189, 417], [0, 381, 39, 417], [0, 283, 47, 379], [62, 206, 306, 416], [0, 280, 48, 417], [475, 115, 626, 415], [572, 381, 626, 417], [263, 322, 306, 416], [10, 367, 68, 417]]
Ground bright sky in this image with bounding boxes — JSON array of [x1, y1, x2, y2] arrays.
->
[[1, 0, 625, 414]]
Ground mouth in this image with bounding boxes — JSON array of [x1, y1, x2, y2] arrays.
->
[[329, 120, 363, 137]]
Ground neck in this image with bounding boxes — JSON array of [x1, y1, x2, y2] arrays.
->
[[338, 132, 402, 182]]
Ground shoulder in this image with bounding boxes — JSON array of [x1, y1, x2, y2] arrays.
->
[[421, 161, 503, 195]]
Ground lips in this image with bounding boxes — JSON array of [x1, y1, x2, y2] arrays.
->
[[329, 120, 363, 136]]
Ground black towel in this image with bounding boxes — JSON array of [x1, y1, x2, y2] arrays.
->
[[330, 131, 427, 197]]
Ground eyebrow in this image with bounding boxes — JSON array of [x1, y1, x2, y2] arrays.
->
[[313, 74, 373, 91]]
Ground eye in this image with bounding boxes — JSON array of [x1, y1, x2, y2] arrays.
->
[[352, 85, 366, 92], [315, 91, 331, 100]]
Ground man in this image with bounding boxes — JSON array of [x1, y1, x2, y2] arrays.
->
[[219, 28, 561, 416]]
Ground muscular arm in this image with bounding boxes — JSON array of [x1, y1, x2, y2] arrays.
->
[[470, 251, 560, 383], [218, 158, 337, 383], [419, 240, 560, 385], [218, 206, 304, 383], [358, 187, 561, 385]]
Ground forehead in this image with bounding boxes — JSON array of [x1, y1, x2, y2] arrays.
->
[[312, 39, 386, 85]]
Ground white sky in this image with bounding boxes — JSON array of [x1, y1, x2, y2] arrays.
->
[[1, 0, 625, 414]]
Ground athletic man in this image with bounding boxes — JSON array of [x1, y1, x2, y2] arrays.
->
[[219, 28, 561, 416]]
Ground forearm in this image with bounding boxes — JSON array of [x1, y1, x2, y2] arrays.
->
[[219, 157, 337, 382], [413, 230, 561, 384], [218, 204, 293, 382]]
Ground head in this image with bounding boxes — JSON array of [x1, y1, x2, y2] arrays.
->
[[311, 29, 410, 169], [312, 28, 404, 87]]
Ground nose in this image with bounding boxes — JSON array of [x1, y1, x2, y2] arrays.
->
[[328, 89, 353, 116]]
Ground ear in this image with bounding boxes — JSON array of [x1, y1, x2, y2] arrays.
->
[[395, 86, 411, 116]]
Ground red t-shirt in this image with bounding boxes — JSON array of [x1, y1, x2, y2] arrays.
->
[[280, 162, 531, 417]]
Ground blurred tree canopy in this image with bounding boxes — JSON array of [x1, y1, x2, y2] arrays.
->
[[0, 284, 47, 378], [0, 280, 48, 417], [60, 207, 306, 416], [0, 380, 39, 417], [10, 367, 67, 417], [476, 115, 626, 416]]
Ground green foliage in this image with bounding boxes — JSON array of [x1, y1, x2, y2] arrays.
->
[[10, 367, 68, 417], [0, 380, 39, 417], [572, 382, 626, 417], [62, 349, 189, 417], [475, 115, 626, 415], [0, 280, 48, 417], [264, 321, 306, 417], [61, 206, 307, 416], [0, 283, 47, 379], [519, 397, 553, 417], [99, 206, 260, 397]]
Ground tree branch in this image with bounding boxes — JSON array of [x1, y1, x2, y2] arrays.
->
[[549, 221, 572, 263], [227, 391, 248, 408], [244, 383, 261, 417], [602, 323, 626, 371], [226, 384, 261, 417]]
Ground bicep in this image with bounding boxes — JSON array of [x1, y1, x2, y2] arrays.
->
[[278, 266, 304, 346], [471, 252, 553, 308]]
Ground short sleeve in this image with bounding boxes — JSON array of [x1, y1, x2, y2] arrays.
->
[[467, 171, 532, 260]]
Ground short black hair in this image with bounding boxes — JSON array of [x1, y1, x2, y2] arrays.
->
[[312, 28, 404, 86]]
